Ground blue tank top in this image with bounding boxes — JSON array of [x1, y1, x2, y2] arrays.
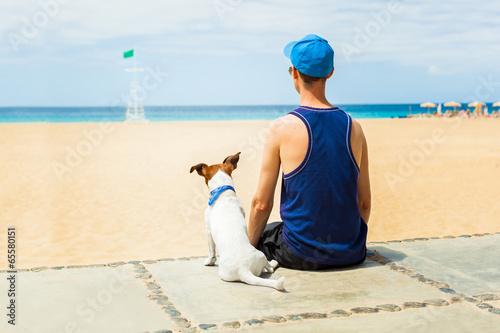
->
[[281, 106, 367, 266]]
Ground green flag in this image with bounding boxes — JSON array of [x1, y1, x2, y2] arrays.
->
[[123, 50, 134, 58]]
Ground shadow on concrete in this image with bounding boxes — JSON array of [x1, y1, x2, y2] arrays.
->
[[269, 246, 408, 275], [369, 246, 408, 262]]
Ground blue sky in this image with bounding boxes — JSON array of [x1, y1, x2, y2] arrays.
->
[[1, 0, 499, 106]]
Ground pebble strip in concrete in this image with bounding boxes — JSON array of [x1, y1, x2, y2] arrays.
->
[[131, 258, 204, 333], [14, 232, 500, 332], [142, 233, 500, 331]]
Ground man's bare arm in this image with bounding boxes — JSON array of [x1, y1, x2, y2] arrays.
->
[[248, 120, 282, 247], [354, 121, 371, 223]]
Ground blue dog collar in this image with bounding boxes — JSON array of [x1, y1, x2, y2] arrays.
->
[[208, 185, 235, 206]]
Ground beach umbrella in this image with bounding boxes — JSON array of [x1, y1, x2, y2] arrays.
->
[[468, 101, 485, 115], [467, 101, 485, 108], [420, 102, 437, 114], [444, 101, 461, 111], [491, 102, 500, 116]]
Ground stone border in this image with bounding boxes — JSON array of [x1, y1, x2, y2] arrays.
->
[[2, 232, 497, 274], [366, 231, 500, 246], [0, 256, 207, 274], [139, 247, 500, 332], [3, 233, 499, 332], [130, 262, 196, 333], [367, 249, 500, 319], [142, 295, 498, 332]]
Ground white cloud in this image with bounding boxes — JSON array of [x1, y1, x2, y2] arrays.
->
[[335, 0, 500, 73], [1, 0, 499, 75]]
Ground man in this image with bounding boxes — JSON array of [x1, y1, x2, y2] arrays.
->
[[248, 34, 371, 270]]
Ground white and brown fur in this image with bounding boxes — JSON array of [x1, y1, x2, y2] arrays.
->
[[190, 152, 285, 291]]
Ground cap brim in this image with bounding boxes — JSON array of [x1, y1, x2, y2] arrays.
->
[[283, 41, 297, 59]]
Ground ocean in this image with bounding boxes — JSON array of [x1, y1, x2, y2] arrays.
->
[[0, 104, 491, 123]]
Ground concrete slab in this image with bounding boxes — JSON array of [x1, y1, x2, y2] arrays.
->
[[1, 236, 498, 332], [372, 234, 500, 295], [238, 304, 500, 333], [0, 266, 175, 333], [145, 258, 446, 324]]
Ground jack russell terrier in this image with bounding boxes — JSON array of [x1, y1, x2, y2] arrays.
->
[[190, 152, 285, 291]]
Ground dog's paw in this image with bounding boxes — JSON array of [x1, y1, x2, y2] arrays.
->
[[275, 276, 285, 291], [269, 260, 279, 270], [204, 257, 216, 266], [276, 276, 286, 291]]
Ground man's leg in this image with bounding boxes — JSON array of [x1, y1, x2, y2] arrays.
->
[[257, 222, 334, 271], [256, 222, 283, 263]]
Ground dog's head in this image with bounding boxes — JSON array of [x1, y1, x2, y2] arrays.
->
[[190, 152, 241, 185]]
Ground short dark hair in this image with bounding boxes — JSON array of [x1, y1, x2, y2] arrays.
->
[[298, 71, 327, 87]]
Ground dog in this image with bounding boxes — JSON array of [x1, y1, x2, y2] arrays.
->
[[190, 152, 285, 291]]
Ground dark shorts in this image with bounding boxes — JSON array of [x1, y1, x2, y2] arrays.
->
[[257, 222, 366, 271]]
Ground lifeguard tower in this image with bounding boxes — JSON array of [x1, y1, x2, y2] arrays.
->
[[124, 49, 148, 122]]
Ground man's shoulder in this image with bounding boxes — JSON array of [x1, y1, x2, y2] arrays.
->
[[270, 114, 303, 131], [350, 117, 361, 130], [268, 115, 303, 139], [350, 118, 365, 139], [349, 118, 367, 159]]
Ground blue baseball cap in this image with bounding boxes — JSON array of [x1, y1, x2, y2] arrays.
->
[[283, 34, 334, 78]]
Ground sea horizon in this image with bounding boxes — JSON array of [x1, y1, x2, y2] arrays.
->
[[0, 103, 497, 123]]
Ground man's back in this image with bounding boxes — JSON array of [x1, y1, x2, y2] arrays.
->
[[275, 106, 367, 265], [248, 34, 371, 270], [274, 109, 364, 175]]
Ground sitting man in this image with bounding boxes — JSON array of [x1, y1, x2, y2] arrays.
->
[[248, 34, 371, 270]]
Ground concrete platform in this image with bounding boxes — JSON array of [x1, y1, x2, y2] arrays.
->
[[1, 233, 500, 332], [371, 234, 500, 295], [0, 265, 176, 333], [238, 304, 500, 332], [145, 258, 446, 324]]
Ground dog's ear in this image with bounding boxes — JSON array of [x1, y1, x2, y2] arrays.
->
[[190, 163, 207, 176], [223, 152, 241, 170]]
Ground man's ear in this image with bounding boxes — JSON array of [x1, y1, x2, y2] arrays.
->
[[190, 163, 207, 176], [326, 67, 334, 79], [223, 152, 241, 169]]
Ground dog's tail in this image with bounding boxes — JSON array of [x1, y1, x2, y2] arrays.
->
[[239, 270, 285, 291]]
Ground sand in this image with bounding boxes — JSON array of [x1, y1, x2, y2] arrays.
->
[[1, 117, 499, 268]]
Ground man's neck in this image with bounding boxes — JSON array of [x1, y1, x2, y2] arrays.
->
[[299, 85, 333, 109]]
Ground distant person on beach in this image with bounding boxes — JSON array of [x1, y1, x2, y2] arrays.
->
[[473, 106, 481, 118], [248, 34, 371, 270]]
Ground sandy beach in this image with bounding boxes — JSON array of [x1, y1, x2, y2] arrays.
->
[[1, 117, 499, 268]]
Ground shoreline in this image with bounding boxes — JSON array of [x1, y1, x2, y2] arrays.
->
[[6, 103, 491, 123], [2, 117, 499, 126]]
